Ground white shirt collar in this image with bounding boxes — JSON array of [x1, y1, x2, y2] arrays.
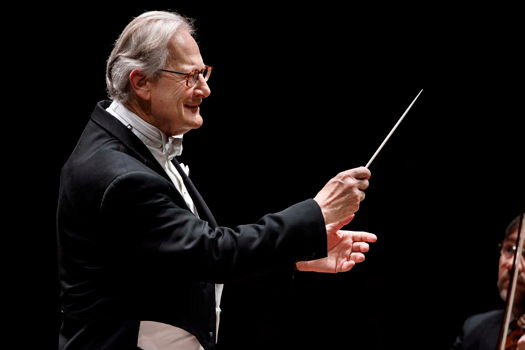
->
[[106, 100, 183, 160]]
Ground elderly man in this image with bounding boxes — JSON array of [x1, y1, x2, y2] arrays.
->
[[57, 10, 376, 350]]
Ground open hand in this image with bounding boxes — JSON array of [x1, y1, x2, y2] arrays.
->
[[296, 230, 377, 273]]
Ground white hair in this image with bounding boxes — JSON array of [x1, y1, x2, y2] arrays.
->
[[105, 11, 195, 103]]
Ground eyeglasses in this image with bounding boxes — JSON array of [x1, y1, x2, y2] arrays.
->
[[499, 242, 525, 260], [158, 65, 212, 87]]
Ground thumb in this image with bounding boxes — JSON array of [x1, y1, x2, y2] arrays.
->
[[341, 214, 355, 226], [326, 214, 356, 249], [326, 214, 355, 234]]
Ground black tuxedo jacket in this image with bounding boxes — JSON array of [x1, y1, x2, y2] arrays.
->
[[451, 310, 503, 350], [57, 101, 327, 350]]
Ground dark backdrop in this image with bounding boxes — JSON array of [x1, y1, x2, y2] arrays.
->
[[17, 4, 523, 350]]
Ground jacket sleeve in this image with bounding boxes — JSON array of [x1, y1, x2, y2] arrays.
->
[[100, 170, 327, 282]]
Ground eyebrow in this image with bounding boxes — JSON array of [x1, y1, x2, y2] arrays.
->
[[502, 239, 516, 244], [170, 63, 207, 71]]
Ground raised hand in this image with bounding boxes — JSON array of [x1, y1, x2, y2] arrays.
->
[[296, 230, 377, 273], [313, 166, 371, 240]]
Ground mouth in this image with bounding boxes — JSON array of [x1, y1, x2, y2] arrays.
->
[[184, 104, 200, 113], [501, 278, 525, 289]]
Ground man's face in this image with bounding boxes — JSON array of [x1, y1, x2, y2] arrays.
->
[[147, 29, 211, 136], [497, 231, 525, 311]]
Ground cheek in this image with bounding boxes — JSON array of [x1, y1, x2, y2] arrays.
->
[[151, 87, 171, 106], [173, 88, 193, 109], [157, 81, 186, 100], [498, 264, 506, 278]]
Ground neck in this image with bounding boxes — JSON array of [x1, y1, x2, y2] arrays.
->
[[125, 98, 150, 121], [123, 98, 172, 136]]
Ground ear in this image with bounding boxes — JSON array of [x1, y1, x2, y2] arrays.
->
[[128, 69, 152, 100]]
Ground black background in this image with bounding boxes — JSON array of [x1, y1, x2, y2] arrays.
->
[[15, 3, 523, 350]]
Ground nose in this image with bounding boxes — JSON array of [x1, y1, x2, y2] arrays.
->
[[501, 254, 515, 270], [194, 75, 211, 98], [502, 253, 525, 272]]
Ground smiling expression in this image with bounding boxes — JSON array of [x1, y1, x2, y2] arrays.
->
[[142, 29, 211, 136]]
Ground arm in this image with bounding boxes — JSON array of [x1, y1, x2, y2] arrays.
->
[[100, 171, 328, 282]]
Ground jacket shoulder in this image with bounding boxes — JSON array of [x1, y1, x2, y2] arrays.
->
[[464, 309, 503, 330]]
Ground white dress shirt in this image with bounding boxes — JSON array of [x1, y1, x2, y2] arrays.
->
[[106, 101, 223, 350]]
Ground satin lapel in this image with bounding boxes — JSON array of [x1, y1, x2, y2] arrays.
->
[[171, 158, 218, 228]]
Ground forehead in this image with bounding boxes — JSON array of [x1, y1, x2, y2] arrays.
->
[[504, 231, 525, 247], [504, 232, 517, 242], [167, 29, 203, 68]]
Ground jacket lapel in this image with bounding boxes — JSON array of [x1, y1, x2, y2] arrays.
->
[[91, 101, 217, 226], [171, 158, 218, 228], [90, 101, 174, 186]]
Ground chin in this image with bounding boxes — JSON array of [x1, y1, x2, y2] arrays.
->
[[192, 115, 204, 129], [177, 115, 203, 134], [187, 116, 203, 131]]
